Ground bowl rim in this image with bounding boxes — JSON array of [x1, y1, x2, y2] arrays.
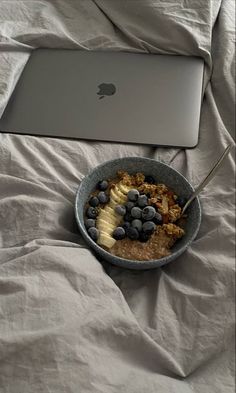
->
[[75, 157, 201, 268]]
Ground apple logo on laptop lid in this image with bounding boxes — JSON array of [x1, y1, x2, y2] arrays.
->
[[97, 83, 116, 99]]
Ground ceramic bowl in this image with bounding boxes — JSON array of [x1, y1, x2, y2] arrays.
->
[[75, 157, 201, 270]]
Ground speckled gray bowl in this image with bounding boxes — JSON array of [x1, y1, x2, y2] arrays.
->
[[75, 157, 201, 270]]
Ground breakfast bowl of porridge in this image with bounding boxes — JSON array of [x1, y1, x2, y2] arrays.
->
[[75, 157, 201, 269]]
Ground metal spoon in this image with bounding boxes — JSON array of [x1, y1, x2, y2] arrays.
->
[[181, 144, 233, 215]]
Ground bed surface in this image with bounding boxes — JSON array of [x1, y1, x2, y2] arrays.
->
[[0, 1, 235, 392]]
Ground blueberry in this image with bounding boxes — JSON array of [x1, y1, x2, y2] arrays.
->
[[86, 207, 98, 219], [124, 212, 133, 222], [125, 201, 135, 212], [131, 219, 142, 232], [153, 212, 163, 225], [88, 227, 99, 241], [97, 191, 109, 204], [127, 189, 139, 202], [115, 204, 126, 216], [85, 218, 96, 229], [142, 206, 156, 221], [142, 221, 156, 235], [122, 221, 131, 232], [176, 196, 187, 208], [113, 227, 126, 240], [97, 180, 108, 191], [89, 196, 99, 207], [137, 194, 148, 208], [131, 206, 142, 219], [139, 231, 150, 243], [144, 175, 155, 184], [126, 227, 139, 240]]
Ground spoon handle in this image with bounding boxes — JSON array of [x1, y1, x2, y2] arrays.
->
[[182, 144, 233, 215]]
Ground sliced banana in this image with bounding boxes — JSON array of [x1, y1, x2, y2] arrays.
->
[[114, 186, 127, 203], [110, 188, 121, 204], [102, 210, 120, 223], [97, 224, 114, 235], [98, 210, 120, 225], [97, 232, 116, 249], [96, 218, 114, 231], [117, 182, 132, 195], [97, 223, 114, 231], [96, 221, 115, 235], [99, 210, 118, 225], [96, 181, 131, 249], [108, 199, 118, 209], [104, 206, 120, 218], [110, 188, 126, 204]]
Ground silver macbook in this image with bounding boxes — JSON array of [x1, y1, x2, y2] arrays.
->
[[0, 49, 204, 147]]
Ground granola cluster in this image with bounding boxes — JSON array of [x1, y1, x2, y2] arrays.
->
[[117, 170, 145, 186], [161, 223, 184, 238]]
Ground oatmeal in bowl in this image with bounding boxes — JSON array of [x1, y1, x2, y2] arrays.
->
[[75, 157, 201, 270]]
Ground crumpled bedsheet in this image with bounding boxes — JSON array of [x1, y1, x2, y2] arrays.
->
[[0, 1, 235, 392]]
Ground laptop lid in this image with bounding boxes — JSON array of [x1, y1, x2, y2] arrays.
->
[[0, 49, 204, 148]]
